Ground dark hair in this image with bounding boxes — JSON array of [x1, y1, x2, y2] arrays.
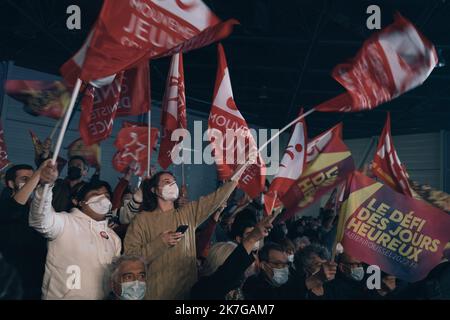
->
[[69, 156, 88, 168], [141, 171, 179, 212], [5, 164, 34, 186], [258, 242, 285, 262], [266, 224, 287, 244], [230, 218, 256, 240], [75, 180, 112, 202], [294, 243, 330, 273]]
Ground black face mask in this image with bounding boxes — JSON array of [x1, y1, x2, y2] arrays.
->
[[67, 167, 82, 181]]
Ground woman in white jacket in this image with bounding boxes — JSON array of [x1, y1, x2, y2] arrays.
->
[[29, 160, 121, 300]]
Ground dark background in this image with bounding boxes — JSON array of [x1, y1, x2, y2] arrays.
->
[[1, 0, 449, 138]]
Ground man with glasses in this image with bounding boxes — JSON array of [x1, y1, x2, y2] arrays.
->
[[243, 242, 291, 299], [108, 255, 147, 300]]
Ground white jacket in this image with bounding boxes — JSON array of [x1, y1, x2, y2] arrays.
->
[[29, 186, 121, 300]]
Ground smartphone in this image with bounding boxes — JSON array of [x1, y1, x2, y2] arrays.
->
[[175, 225, 189, 234]]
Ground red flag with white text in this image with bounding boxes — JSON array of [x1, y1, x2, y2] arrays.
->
[[61, 0, 238, 83], [208, 44, 265, 199], [265, 110, 307, 215], [372, 112, 413, 197], [316, 14, 437, 112], [158, 53, 187, 169], [79, 62, 150, 146]]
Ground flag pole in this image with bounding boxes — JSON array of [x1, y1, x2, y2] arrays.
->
[[39, 78, 83, 213], [147, 109, 151, 178], [331, 184, 346, 261], [48, 118, 63, 140], [357, 136, 377, 169], [231, 107, 316, 181]]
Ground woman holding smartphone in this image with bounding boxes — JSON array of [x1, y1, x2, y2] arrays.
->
[[124, 171, 240, 300]]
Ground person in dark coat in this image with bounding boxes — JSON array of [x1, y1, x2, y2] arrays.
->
[[191, 216, 274, 300], [284, 243, 338, 300], [243, 242, 293, 300], [0, 163, 47, 300]]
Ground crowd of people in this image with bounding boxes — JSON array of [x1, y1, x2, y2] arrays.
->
[[0, 149, 449, 300]]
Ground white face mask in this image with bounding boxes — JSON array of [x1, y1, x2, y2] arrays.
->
[[85, 195, 112, 215], [272, 267, 289, 286], [161, 183, 179, 201], [350, 266, 365, 282], [120, 280, 146, 300], [288, 254, 295, 263]]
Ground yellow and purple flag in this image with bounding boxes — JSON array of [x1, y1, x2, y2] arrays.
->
[[337, 171, 450, 282], [279, 125, 355, 221]]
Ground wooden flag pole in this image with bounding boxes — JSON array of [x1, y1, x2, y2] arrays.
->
[[231, 107, 316, 181], [38, 78, 83, 213], [331, 184, 346, 261]]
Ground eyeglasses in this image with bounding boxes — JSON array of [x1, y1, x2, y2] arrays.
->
[[267, 261, 289, 269], [121, 272, 146, 283]]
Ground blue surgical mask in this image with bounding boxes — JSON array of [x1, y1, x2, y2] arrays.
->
[[120, 281, 146, 300], [350, 267, 365, 282], [272, 267, 289, 286]]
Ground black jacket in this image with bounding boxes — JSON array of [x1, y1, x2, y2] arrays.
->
[[191, 244, 254, 300], [0, 194, 47, 299], [242, 271, 291, 300]]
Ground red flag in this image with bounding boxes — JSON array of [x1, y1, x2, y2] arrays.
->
[[316, 14, 437, 112], [306, 123, 343, 163], [79, 62, 151, 146], [61, 0, 238, 83], [5, 80, 70, 119], [79, 73, 123, 146], [280, 125, 354, 221], [0, 121, 11, 171], [67, 138, 101, 168], [113, 125, 159, 177], [372, 113, 413, 196], [337, 171, 450, 282], [265, 110, 307, 215], [208, 44, 265, 199], [116, 63, 151, 117], [158, 53, 187, 169]]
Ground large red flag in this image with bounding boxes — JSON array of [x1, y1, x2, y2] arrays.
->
[[5, 80, 70, 119], [208, 44, 265, 199], [337, 171, 450, 282], [0, 121, 11, 171], [158, 53, 187, 169], [280, 125, 354, 221], [265, 110, 307, 215], [79, 73, 123, 146], [61, 0, 238, 83], [372, 112, 413, 197], [115, 63, 151, 117], [113, 125, 159, 177], [316, 14, 437, 112]]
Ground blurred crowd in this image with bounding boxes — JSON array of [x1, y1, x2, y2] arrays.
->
[[0, 148, 449, 300]]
